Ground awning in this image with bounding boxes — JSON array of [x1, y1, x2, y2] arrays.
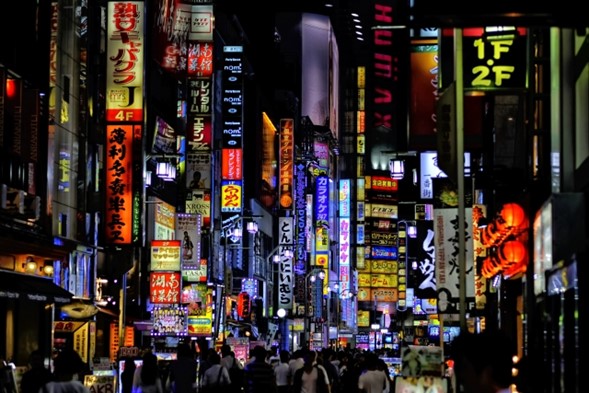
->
[[0, 270, 74, 304]]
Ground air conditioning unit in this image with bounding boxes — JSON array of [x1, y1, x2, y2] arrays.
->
[[1, 184, 25, 214]]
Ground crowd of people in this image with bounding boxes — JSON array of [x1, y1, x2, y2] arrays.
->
[[16, 329, 521, 393]]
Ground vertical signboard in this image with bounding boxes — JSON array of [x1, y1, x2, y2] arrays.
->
[[106, 1, 144, 123], [279, 119, 294, 210], [221, 46, 243, 222], [366, 0, 409, 165], [278, 216, 294, 309], [314, 174, 329, 253], [105, 125, 135, 244], [409, 40, 439, 150], [175, 213, 201, 270], [434, 207, 474, 314]]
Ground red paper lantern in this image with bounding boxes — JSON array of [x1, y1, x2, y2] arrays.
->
[[500, 203, 526, 228], [498, 240, 527, 266]]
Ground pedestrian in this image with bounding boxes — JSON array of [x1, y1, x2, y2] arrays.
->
[[357, 353, 387, 393], [200, 353, 230, 393], [121, 358, 137, 393], [133, 352, 164, 393], [243, 346, 275, 393], [288, 350, 305, 384], [274, 350, 291, 393], [20, 350, 54, 393], [319, 349, 339, 393], [291, 350, 330, 393], [167, 343, 197, 393], [450, 330, 516, 393], [41, 348, 88, 393], [220, 345, 244, 393]]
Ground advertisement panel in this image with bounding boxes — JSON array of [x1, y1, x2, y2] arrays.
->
[[175, 213, 201, 269], [277, 217, 294, 309], [279, 119, 294, 209], [409, 40, 439, 150], [105, 125, 135, 244], [434, 207, 475, 313], [150, 240, 182, 271], [221, 180, 242, 212], [106, 1, 144, 123], [149, 272, 181, 304]]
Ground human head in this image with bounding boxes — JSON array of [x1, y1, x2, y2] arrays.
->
[[208, 352, 221, 365], [451, 330, 515, 393], [279, 350, 290, 363], [221, 344, 232, 357], [177, 343, 193, 359], [123, 357, 136, 372], [53, 348, 85, 381], [29, 349, 45, 369], [251, 345, 266, 362]]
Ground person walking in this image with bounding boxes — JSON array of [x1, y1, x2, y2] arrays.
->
[[133, 352, 164, 393], [274, 350, 291, 393], [121, 358, 137, 393], [243, 346, 275, 393], [200, 353, 230, 393], [357, 353, 387, 393], [450, 330, 516, 393], [167, 343, 197, 393], [291, 351, 330, 393], [20, 350, 54, 393], [41, 348, 89, 393], [220, 345, 244, 393]]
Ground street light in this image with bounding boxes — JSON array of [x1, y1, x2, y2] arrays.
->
[[215, 214, 261, 339], [303, 268, 325, 349], [328, 284, 355, 349]]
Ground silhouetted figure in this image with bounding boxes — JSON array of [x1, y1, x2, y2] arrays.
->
[[121, 358, 137, 393], [451, 330, 516, 393], [42, 348, 89, 393], [243, 346, 275, 393], [167, 344, 197, 393], [133, 352, 164, 393], [20, 350, 54, 393]]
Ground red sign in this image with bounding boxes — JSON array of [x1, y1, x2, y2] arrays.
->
[[237, 292, 250, 318], [222, 148, 243, 179], [149, 272, 181, 304], [187, 41, 213, 78], [366, 176, 398, 192]]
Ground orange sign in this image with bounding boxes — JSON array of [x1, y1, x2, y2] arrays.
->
[[105, 124, 135, 244], [279, 119, 294, 209]]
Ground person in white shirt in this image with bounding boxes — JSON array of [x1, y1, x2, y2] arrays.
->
[[274, 350, 292, 393], [358, 353, 387, 393], [201, 352, 231, 390], [288, 349, 305, 383], [292, 350, 331, 393]]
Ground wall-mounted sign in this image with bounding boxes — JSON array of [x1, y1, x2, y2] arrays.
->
[[149, 272, 181, 304]]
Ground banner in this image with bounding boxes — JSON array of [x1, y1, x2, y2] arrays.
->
[[433, 207, 474, 313]]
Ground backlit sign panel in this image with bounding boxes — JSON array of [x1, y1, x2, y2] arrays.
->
[[106, 2, 144, 123], [105, 125, 135, 244]]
